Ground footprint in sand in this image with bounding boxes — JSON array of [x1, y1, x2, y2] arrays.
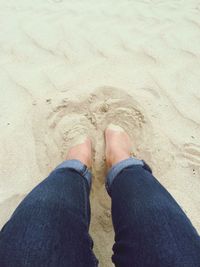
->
[[180, 143, 200, 176], [182, 143, 200, 166]]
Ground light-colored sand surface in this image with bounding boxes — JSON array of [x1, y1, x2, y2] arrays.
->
[[0, 0, 200, 265]]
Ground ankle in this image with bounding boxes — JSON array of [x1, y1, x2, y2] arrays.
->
[[108, 152, 130, 167], [66, 139, 92, 168]]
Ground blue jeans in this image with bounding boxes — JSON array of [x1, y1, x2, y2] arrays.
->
[[0, 158, 200, 267]]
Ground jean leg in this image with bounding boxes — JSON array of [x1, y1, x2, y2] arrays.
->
[[0, 161, 98, 267], [107, 159, 200, 267]]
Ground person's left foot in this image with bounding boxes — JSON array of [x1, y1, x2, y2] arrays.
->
[[66, 137, 92, 168]]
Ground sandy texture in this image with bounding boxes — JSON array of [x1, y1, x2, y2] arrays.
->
[[0, 0, 200, 265]]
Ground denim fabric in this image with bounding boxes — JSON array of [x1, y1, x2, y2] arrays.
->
[[56, 159, 92, 189], [0, 166, 98, 267], [106, 157, 144, 193], [0, 160, 200, 267], [110, 164, 200, 267]]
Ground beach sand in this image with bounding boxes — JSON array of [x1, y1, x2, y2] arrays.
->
[[0, 0, 200, 265]]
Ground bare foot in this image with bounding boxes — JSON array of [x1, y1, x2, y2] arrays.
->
[[105, 124, 132, 168], [66, 137, 92, 168]]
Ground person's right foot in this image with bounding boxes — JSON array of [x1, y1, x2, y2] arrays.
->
[[66, 137, 92, 168], [105, 124, 132, 168]]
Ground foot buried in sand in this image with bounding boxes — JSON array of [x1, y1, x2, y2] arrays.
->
[[105, 123, 132, 168], [66, 137, 92, 168]]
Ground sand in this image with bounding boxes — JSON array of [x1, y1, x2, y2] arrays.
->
[[0, 0, 200, 265]]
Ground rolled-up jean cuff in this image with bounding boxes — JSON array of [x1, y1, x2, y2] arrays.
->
[[55, 159, 92, 189], [106, 157, 144, 193]]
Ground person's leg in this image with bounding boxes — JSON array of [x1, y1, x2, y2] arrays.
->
[[0, 138, 98, 267], [105, 125, 200, 267]]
